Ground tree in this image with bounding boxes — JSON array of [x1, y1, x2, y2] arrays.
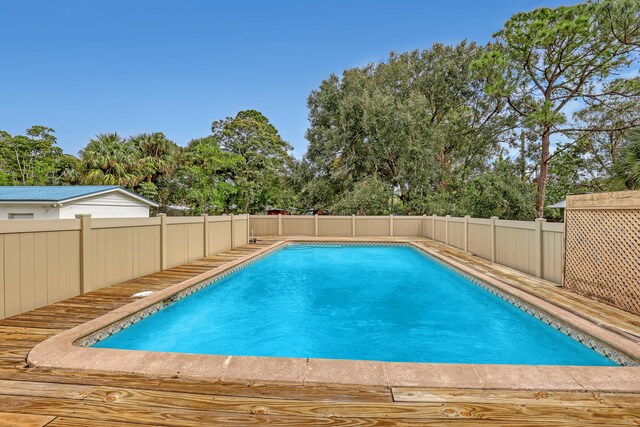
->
[[0, 126, 72, 185], [289, 159, 337, 212], [303, 42, 514, 216], [78, 133, 137, 186], [573, 103, 635, 178], [459, 156, 536, 220], [543, 145, 593, 219], [613, 130, 640, 189], [600, 0, 640, 48], [129, 132, 179, 204], [212, 110, 295, 212], [473, 1, 640, 217], [177, 136, 242, 214], [54, 154, 81, 185], [534, 79, 640, 206], [330, 178, 391, 215]]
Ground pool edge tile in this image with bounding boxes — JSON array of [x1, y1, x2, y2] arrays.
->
[[565, 366, 640, 393], [221, 356, 307, 385], [385, 362, 483, 389], [472, 365, 584, 391], [53, 348, 150, 376], [304, 358, 388, 388], [130, 353, 230, 381]]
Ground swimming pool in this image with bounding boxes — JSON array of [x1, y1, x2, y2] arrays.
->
[[93, 244, 616, 366]]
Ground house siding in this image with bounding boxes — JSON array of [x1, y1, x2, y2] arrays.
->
[[0, 192, 150, 219], [0, 205, 61, 220]]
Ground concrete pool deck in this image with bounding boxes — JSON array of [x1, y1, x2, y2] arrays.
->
[[2, 238, 640, 425]]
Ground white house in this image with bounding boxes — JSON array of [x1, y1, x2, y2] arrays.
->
[[0, 186, 158, 219]]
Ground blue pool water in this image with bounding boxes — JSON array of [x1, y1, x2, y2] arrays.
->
[[94, 245, 616, 365]]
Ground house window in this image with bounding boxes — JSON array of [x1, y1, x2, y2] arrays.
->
[[9, 213, 34, 219]]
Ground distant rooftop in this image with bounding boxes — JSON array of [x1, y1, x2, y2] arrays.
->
[[547, 200, 566, 209], [0, 186, 158, 206]]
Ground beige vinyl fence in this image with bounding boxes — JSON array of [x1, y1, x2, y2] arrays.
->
[[0, 214, 249, 320], [249, 214, 564, 285], [564, 190, 640, 314]]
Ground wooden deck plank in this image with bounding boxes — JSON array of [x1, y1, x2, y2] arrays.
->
[[46, 418, 155, 427], [0, 368, 392, 403], [0, 379, 96, 399], [82, 386, 640, 422], [2, 395, 638, 426], [0, 240, 638, 426], [391, 387, 627, 407], [0, 412, 55, 427]]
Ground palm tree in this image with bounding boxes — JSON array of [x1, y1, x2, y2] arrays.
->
[[129, 132, 179, 203], [129, 132, 178, 183], [613, 130, 640, 190], [79, 133, 137, 186]]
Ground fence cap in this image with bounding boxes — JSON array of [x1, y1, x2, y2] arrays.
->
[[566, 190, 640, 210]]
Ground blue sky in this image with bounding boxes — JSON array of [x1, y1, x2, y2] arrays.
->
[[1, 0, 576, 158]]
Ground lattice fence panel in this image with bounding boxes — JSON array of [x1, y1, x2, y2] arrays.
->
[[565, 209, 640, 314]]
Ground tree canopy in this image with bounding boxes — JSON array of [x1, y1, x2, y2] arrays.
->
[[614, 129, 640, 189], [0, 126, 75, 186], [472, 0, 640, 216], [211, 110, 295, 213], [298, 41, 530, 217]]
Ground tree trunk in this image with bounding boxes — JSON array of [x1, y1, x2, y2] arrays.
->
[[390, 188, 394, 214], [519, 131, 526, 181], [535, 130, 551, 218]]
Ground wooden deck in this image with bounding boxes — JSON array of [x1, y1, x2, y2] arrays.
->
[[1, 239, 640, 426]]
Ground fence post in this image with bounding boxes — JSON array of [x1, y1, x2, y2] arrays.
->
[[432, 215, 436, 241], [445, 215, 450, 245], [247, 214, 250, 244], [158, 213, 167, 270], [314, 214, 318, 236], [202, 214, 209, 257], [389, 214, 394, 237], [230, 214, 235, 249], [464, 215, 470, 252], [535, 218, 546, 278], [352, 214, 356, 237], [490, 216, 498, 263], [277, 214, 282, 236], [422, 214, 427, 238], [76, 214, 93, 294]]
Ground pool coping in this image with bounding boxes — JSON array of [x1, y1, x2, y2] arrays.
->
[[27, 238, 640, 393]]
